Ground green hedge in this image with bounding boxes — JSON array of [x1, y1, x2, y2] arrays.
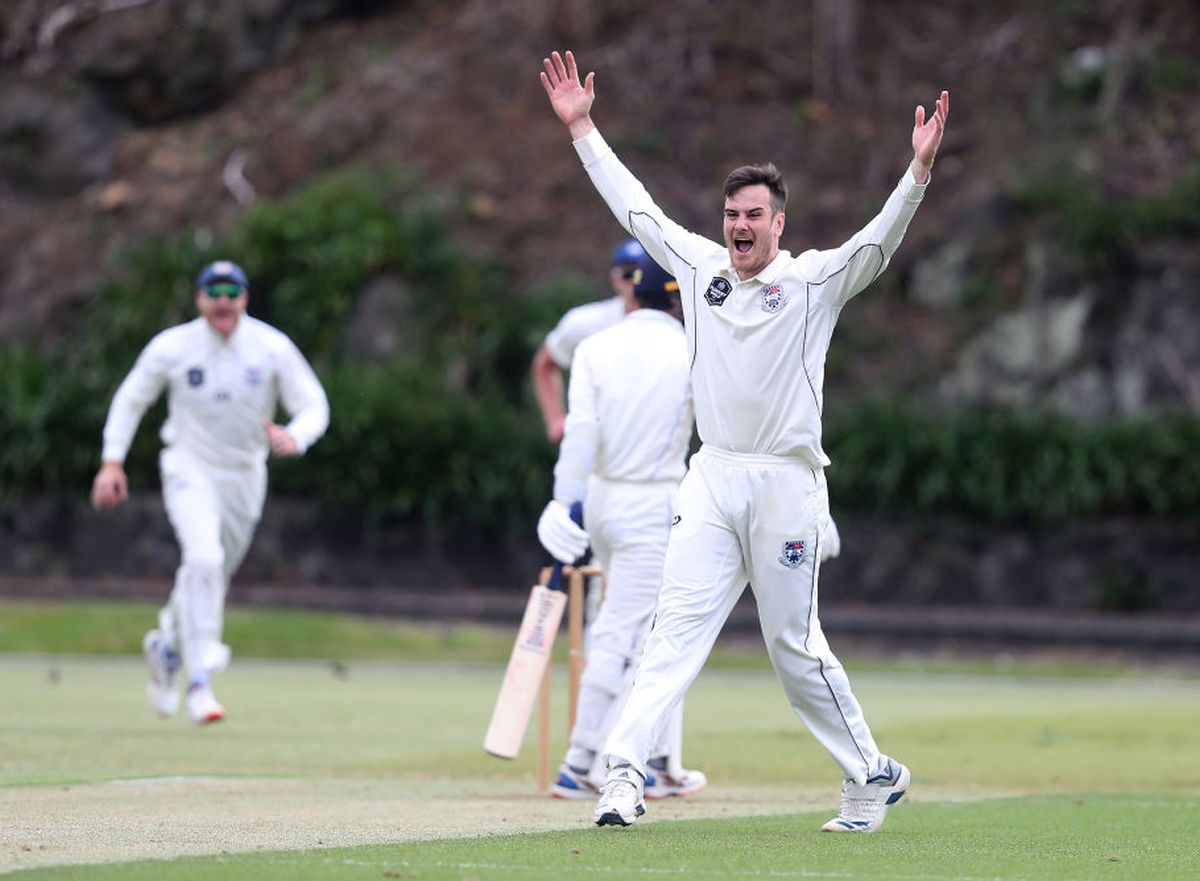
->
[[824, 401, 1200, 524], [3, 168, 1198, 529]]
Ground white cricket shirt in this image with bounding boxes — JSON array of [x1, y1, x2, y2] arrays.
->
[[573, 129, 927, 467], [543, 295, 626, 368], [101, 315, 329, 469], [553, 308, 693, 502]]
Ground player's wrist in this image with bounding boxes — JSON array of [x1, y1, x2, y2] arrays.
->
[[568, 116, 596, 141], [909, 157, 932, 184]]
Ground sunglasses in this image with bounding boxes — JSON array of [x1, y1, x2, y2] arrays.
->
[[619, 266, 638, 280], [203, 282, 245, 299]]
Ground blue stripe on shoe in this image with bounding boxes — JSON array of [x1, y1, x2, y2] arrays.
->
[[833, 820, 871, 831], [555, 772, 586, 791], [885, 790, 907, 805]]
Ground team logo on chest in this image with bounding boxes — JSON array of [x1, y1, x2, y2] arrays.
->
[[778, 539, 806, 569], [244, 365, 263, 386], [704, 276, 732, 307], [759, 283, 788, 313], [187, 366, 205, 387]]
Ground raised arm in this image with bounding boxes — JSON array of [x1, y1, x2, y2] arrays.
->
[[540, 50, 596, 141], [909, 90, 950, 184]]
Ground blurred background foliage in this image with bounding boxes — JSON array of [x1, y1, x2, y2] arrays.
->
[[2, 166, 1198, 529], [0, 170, 587, 531]]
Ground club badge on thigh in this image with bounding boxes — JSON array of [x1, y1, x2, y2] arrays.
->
[[778, 539, 806, 569]]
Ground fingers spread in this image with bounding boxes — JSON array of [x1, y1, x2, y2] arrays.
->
[[914, 105, 926, 127]]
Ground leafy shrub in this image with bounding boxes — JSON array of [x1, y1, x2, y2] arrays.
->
[[1015, 162, 1200, 268], [824, 400, 1200, 524]]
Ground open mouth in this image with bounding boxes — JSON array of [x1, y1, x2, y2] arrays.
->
[[734, 238, 753, 254]]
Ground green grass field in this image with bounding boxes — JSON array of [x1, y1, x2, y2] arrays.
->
[[1, 599, 1198, 880]]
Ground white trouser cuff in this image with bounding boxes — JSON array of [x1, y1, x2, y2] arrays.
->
[[170, 561, 229, 676]]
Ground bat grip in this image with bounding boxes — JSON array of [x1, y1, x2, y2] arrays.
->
[[547, 501, 584, 591]]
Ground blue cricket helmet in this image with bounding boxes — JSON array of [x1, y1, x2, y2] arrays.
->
[[196, 260, 249, 289], [632, 255, 679, 309], [611, 237, 646, 266]]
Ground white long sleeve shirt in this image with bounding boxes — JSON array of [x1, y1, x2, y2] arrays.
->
[[573, 130, 927, 467], [553, 308, 693, 502], [101, 315, 329, 470], [543, 294, 626, 368]]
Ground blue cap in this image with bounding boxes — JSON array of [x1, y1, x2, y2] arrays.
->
[[611, 238, 646, 266], [632, 255, 679, 306], [196, 260, 249, 290]]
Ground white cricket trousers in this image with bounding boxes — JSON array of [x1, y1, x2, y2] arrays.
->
[[603, 445, 885, 786], [158, 447, 267, 676], [567, 476, 685, 775]]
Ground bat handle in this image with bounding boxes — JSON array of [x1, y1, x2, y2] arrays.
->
[[547, 501, 584, 590]]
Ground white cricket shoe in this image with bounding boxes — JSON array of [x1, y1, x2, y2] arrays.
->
[[644, 756, 708, 800], [552, 763, 602, 800], [185, 684, 226, 726], [821, 758, 911, 833], [143, 630, 181, 718], [594, 764, 646, 827]]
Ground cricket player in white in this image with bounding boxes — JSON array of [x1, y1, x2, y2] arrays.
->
[[90, 260, 329, 725], [537, 255, 705, 802], [541, 50, 949, 831], [532, 238, 646, 444]]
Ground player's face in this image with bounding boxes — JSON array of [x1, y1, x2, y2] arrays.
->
[[196, 283, 248, 338], [723, 184, 785, 279]]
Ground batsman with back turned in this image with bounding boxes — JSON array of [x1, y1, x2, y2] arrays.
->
[[540, 49, 949, 831]]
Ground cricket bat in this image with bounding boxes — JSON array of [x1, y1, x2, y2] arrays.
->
[[484, 502, 583, 759]]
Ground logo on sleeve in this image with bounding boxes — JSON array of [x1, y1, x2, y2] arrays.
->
[[759, 283, 789, 313], [778, 539, 806, 569], [187, 367, 205, 387], [704, 277, 731, 307]]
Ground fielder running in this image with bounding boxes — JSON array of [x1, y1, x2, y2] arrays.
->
[[90, 260, 329, 725], [540, 50, 949, 831], [536, 255, 705, 802], [532, 237, 646, 444]]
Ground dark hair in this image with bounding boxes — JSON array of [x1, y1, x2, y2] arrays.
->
[[723, 163, 787, 215]]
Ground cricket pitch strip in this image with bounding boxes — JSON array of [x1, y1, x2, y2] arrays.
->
[[2, 777, 834, 874]]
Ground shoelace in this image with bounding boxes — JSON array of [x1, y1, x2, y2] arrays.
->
[[603, 778, 639, 804]]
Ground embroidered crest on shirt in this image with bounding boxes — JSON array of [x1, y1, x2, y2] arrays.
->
[[704, 276, 731, 306], [244, 365, 263, 386], [759, 283, 788, 313], [778, 539, 806, 569], [187, 366, 205, 387]]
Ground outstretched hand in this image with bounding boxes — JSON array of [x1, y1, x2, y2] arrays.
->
[[540, 50, 596, 140], [911, 90, 950, 183]]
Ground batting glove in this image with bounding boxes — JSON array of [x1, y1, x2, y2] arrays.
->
[[537, 500, 589, 564]]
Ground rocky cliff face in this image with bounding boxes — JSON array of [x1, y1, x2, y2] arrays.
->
[[2, 0, 1198, 417]]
